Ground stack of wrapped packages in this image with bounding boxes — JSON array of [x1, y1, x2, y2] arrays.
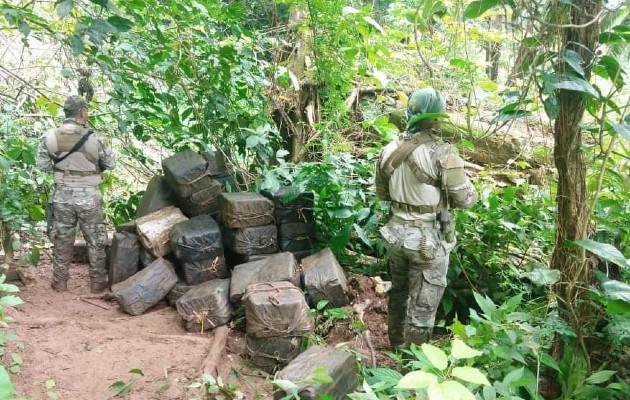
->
[[262, 187, 316, 261], [221, 192, 278, 265], [107, 151, 359, 397]]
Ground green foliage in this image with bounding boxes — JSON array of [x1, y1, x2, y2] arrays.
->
[[99, 175, 143, 225], [575, 241, 630, 347], [310, 299, 353, 337], [273, 366, 333, 400], [100, 0, 278, 169], [556, 340, 628, 400], [260, 152, 388, 267], [1, 2, 629, 397], [352, 338, 490, 399], [450, 293, 550, 397], [0, 275, 23, 400], [447, 180, 556, 315], [351, 292, 628, 399], [0, 366, 14, 400], [3, 0, 280, 175], [108, 368, 145, 398], [0, 107, 50, 264], [45, 379, 59, 400], [189, 373, 243, 400]]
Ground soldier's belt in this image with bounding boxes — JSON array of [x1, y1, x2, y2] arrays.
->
[[391, 201, 443, 215], [55, 186, 98, 192], [56, 169, 98, 177], [391, 214, 436, 228]]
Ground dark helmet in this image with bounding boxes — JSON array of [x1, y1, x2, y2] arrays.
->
[[406, 88, 446, 130]]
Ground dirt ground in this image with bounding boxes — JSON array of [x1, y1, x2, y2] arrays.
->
[[6, 259, 393, 400]]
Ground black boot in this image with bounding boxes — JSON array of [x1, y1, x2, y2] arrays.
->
[[90, 281, 108, 294], [51, 280, 68, 292]]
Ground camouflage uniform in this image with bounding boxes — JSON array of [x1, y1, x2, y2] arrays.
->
[[37, 96, 116, 292], [375, 88, 477, 348]]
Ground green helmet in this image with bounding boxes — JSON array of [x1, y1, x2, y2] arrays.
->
[[63, 95, 88, 117], [406, 88, 446, 130]]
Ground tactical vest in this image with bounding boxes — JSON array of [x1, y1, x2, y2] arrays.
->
[[48, 122, 101, 176]]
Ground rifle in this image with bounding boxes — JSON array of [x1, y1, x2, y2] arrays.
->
[[437, 144, 455, 243]]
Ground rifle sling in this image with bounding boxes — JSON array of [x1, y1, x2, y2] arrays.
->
[[381, 133, 435, 184], [50, 129, 94, 165]]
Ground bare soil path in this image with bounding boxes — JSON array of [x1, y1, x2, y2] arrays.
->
[[7, 260, 271, 400], [6, 256, 392, 400]]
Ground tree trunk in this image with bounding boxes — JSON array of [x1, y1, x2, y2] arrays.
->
[[270, 7, 319, 163], [1, 220, 12, 264], [485, 42, 501, 81], [485, 16, 503, 82], [551, 0, 601, 368]]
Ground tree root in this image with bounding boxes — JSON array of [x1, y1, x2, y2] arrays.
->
[[353, 299, 376, 368], [201, 325, 230, 377]]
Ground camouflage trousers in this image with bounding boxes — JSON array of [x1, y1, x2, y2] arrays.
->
[[380, 218, 453, 348], [51, 186, 108, 286]]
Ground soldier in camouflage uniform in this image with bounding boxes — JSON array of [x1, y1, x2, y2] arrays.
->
[[375, 88, 478, 348], [37, 95, 117, 293]]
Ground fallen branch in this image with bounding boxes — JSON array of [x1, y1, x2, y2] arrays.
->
[[464, 161, 484, 171], [344, 86, 399, 111], [23, 319, 66, 329], [141, 333, 213, 344], [79, 297, 110, 310], [344, 88, 360, 111], [201, 325, 230, 377]]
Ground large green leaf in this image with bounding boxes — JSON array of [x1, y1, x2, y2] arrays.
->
[[573, 239, 629, 270], [0, 155, 10, 170], [366, 368, 402, 390], [421, 343, 448, 371], [0, 366, 15, 400], [606, 299, 630, 315], [353, 223, 371, 247], [90, 18, 116, 34], [594, 55, 625, 90], [473, 292, 497, 319], [451, 338, 482, 359], [56, 0, 74, 18], [396, 370, 438, 389], [540, 353, 560, 372], [523, 267, 560, 286], [599, 32, 625, 44], [107, 16, 134, 33], [552, 78, 598, 97], [463, 0, 500, 19], [428, 381, 476, 400], [452, 367, 491, 386], [612, 123, 630, 145], [585, 370, 616, 384], [483, 385, 497, 400], [0, 295, 23, 307], [561, 50, 585, 77], [68, 35, 84, 55], [602, 280, 630, 303], [544, 96, 559, 119]]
